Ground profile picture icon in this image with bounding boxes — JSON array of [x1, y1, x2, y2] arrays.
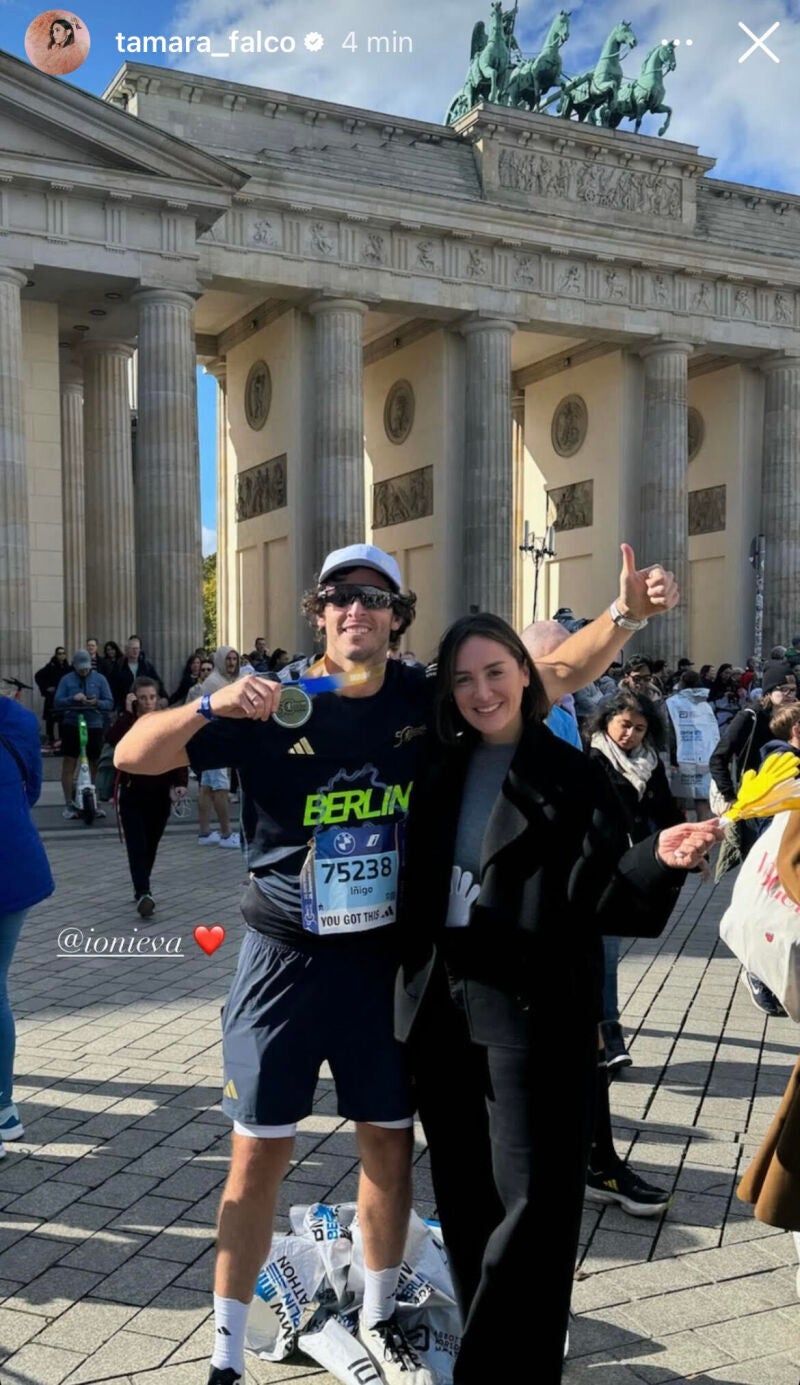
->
[[25, 11, 90, 75]]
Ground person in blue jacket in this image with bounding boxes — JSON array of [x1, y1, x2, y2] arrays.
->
[[54, 650, 114, 819], [0, 691, 54, 1156]]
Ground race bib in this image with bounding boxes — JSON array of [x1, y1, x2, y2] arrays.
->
[[300, 823, 399, 935]]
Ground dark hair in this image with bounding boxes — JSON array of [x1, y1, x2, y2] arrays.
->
[[48, 17, 75, 47], [127, 634, 141, 643], [679, 670, 702, 690], [104, 641, 123, 661], [267, 648, 288, 670], [432, 613, 549, 747], [707, 663, 733, 701], [133, 677, 158, 694], [623, 656, 652, 676], [301, 576, 417, 643], [586, 689, 666, 752]]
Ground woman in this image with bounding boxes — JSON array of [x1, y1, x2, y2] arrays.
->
[[0, 688, 54, 1154], [587, 690, 683, 1074], [709, 664, 745, 731], [48, 16, 75, 47], [396, 614, 719, 1384], [98, 641, 123, 682], [267, 647, 291, 673], [398, 617, 714, 1385], [710, 662, 797, 818], [169, 653, 203, 706], [34, 645, 69, 749]]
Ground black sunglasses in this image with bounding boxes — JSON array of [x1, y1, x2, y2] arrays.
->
[[319, 583, 396, 611]]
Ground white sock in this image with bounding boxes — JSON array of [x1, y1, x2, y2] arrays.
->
[[210, 1294, 249, 1374], [362, 1264, 402, 1328]]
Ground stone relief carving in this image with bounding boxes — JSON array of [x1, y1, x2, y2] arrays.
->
[[551, 394, 588, 457], [252, 218, 276, 247], [373, 465, 433, 528], [497, 147, 682, 219], [734, 288, 753, 318], [547, 479, 593, 532], [774, 292, 792, 325], [466, 248, 487, 278], [236, 453, 287, 521], [416, 240, 436, 271], [605, 268, 627, 300], [650, 274, 671, 306], [244, 360, 272, 431], [691, 281, 712, 312], [559, 264, 583, 294], [688, 407, 705, 462], [309, 221, 336, 255], [514, 254, 537, 286], [689, 484, 726, 536], [362, 232, 386, 264], [384, 379, 415, 445]]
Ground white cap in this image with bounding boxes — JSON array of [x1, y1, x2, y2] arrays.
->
[[319, 543, 402, 593]]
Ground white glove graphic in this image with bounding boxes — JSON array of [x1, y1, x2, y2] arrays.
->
[[445, 866, 480, 928]]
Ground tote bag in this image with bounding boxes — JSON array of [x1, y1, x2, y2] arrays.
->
[[719, 812, 800, 1021]]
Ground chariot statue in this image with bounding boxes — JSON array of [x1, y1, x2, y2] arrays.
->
[[444, 5, 677, 138]]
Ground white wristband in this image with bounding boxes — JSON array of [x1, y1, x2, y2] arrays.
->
[[609, 600, 649, 632]]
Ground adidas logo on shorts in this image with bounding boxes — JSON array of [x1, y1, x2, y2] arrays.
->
[[288, 737, 314, 755], [223, 1079, 238, 1099]]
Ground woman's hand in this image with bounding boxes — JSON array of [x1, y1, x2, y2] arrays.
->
[[656, 820, 724, 870]]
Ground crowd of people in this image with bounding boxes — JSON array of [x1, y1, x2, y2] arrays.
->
[[5, 551, 800, 1385]]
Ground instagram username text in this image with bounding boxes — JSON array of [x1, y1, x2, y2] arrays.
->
[[115, 31, 414, 56]]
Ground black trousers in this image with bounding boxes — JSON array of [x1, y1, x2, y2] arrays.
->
[[119, 789, 171, 897], [409, 969, 597, 1385]]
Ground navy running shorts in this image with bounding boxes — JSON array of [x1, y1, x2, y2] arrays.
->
[[221, 926, 414, 1127]]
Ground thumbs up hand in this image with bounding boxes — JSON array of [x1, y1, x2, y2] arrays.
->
[[618, 543, 679, 622]]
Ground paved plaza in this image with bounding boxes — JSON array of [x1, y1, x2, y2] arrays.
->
[[1, 819, 799, 1385]]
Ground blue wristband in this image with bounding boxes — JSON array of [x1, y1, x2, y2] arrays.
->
[[197, 693, 217, 722]]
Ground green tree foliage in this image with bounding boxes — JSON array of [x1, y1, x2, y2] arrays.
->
[[203, 552, 217, 649]]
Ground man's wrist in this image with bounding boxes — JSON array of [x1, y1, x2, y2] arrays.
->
[[197, 693, 218, 722]]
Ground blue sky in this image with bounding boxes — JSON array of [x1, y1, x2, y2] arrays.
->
[[2, 0, 798, 551]]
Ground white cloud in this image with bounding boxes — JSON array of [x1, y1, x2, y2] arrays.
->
[[165, 0, 800, 190], [202, 525, 217, 555]]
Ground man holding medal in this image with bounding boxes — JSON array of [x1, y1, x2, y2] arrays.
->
[[115, 540, 694, 1385]]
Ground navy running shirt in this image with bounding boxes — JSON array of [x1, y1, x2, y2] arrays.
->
[[187, 660, 431, 946]]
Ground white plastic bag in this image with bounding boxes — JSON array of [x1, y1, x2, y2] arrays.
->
[[246, 1203, 461, 1384], [719, 812, 800, 1020]]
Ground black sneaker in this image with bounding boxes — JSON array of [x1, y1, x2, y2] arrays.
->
[[136, 894, 155, 919], [740, 969, 787, 1018], [357, 1312, 435, 1385], [587, 1160, 672, 1217], [602, 1023, 633, 1074], [207, 1369, 241, 1385]]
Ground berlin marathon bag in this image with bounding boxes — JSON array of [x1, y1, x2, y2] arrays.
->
[[719, 813, 800, 1020]]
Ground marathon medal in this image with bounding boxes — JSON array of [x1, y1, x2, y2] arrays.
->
[[273, 685, 312, 729]]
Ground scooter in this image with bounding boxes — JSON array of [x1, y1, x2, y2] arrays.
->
[[72, 714, 97, 825]]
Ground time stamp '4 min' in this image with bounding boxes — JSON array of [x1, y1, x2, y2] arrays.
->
[[303, 31, 414, 55]]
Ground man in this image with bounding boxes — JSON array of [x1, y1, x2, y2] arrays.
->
[[107, 678, 188, 916], [521, 620, 582, 748], [54, 651, 113, 819], [116, 540, 690, 1385], [247, 638, 270, 673], [112, 635, 167, 711]]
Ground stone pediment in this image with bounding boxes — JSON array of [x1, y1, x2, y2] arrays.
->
[[454, 104, 716, 236], [0, 47, 244, 192]]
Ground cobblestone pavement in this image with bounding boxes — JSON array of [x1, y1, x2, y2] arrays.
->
[[1, 831, 799, 1385]]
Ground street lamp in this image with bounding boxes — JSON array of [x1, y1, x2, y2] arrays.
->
[[520, 521, 556, 622]]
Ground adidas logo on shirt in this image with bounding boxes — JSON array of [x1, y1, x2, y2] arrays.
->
[[288, 738, 314, 756]]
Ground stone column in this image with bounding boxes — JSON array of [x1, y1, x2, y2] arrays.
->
[[133, 288, 202, 692], [460, 317, 516, 622], [639, 340, 693, 661], [761, 353, 800, 651], [82, 341, 136, 645], [0, 268, 31, 685], [308, 297, 368, 566], [206, 360, 228, 647], [511, 388, 526, 632], [60, 361, 85, 655]]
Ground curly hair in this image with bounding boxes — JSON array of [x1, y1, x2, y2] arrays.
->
[[586, 689, 666, 752], [301, 578, 417, 650]]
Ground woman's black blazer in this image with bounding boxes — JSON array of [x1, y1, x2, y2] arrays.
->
[[395, 720, 686, 1046]]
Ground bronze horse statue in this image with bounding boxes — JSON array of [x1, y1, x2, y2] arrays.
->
[[503, 9, 572, 111], [605, 40, 677, 136], [554, 19, 637, 125]]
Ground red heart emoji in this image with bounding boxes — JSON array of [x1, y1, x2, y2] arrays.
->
[[194, 925, 225, 956], [765, 933, 774, 943]]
